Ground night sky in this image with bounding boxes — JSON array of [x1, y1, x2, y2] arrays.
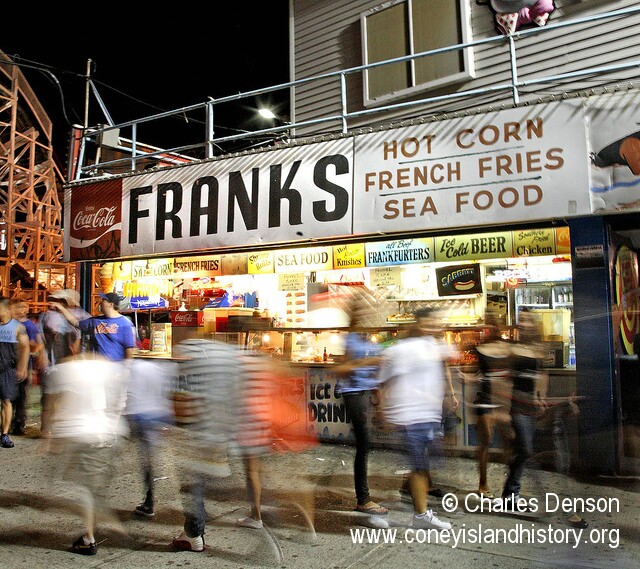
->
[[1, 5, 290, 174]]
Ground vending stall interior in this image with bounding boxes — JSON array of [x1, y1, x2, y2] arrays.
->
[[94, 226, 575, 453]]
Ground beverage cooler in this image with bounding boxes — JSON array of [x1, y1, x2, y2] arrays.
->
[[512, 282, 575, 368]]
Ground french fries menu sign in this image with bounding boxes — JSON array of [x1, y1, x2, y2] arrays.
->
[[436, 264, 482, 296]]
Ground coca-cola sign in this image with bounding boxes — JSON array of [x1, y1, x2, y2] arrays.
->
[[171, 311, 204, 327], [68, 180, 123, 261], [72, 206, 117, 232]]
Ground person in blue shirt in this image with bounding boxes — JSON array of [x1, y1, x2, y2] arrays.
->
[[51, 292, 135, 362], [10, 299, 45, 436], [334, 299, 387, 518]]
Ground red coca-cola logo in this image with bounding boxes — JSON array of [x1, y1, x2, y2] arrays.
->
[[171, 311, 203, 327], [69, 180, 123, 261], [72, 206, 117, 232]]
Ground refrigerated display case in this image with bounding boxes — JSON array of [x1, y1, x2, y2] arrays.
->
[[512, 282, 575, 367], [514, 283, 573, 316]]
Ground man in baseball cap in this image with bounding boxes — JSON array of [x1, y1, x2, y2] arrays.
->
[[99, 292, 121, 310], [52, 291, 135, 362]]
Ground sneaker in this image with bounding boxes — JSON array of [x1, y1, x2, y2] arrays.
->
[[172, 531, 204, 552], [134, 504, 155, 519], [412, 510, 452, 531], [364, 515, 389, 529], [70, 535, 97, 556], [236, 516, 263, 529], [1, 434, 14, 448]]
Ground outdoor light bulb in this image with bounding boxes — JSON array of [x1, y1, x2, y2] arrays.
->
[[258, 108, 277, 120]]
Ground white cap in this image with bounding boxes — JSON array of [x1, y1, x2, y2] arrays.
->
[[49, 289, 80, 305]]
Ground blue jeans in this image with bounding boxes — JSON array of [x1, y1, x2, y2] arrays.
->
[[182, 475, 207, 538], [343, 392, 373, 505], [503, 413, 536, 497], [127, 413, 169, 506], [403, 422, 442, 473]]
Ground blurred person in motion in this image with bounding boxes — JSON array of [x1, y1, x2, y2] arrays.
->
[[170, 338, 245, 553], [494, 311, 548, 509], [334, 297, 387, 517], [10, 299, 45, 436], [235, 351, 275, 530], [544, 393, 588, 528], [0, 297, 30, 448], [51, 292, 135, 362], [123, 358, 176, 519], [235, 352, 317, 531], [470, 316, 514, 498], [377, 307, 458, 530], [39, 290, 86, 435], [45, 351, 128, 555]]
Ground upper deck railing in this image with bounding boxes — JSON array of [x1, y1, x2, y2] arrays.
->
[[72, 5, 640, 181]]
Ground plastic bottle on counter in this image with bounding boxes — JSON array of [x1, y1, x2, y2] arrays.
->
[[323, 347, 328, 362]]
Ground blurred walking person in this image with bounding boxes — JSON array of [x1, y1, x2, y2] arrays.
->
[[10, 299, 45, 436], [39, 290, 88, 434], [378, 308, 458, 530], [45, 352, 128, 555], [334, 297, 387, 517], [235, 353, 317, 531], [495, 312, 548, 508], [471, 318, 513, 498], [0, 297, 30, 448], [170, 338, 245, 552], [123, 358, 176, 519]]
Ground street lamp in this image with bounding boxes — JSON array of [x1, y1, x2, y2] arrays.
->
[[258, 108, 278, 120], [256, 107, 290, 147]]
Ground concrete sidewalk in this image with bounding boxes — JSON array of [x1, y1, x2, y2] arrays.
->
[[0, 417, 638, 569]]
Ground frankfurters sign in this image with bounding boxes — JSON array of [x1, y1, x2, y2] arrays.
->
[[436, 264, 482, 296]]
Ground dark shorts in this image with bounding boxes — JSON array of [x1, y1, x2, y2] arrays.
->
[[401, 422, 443, 472], [0, 369, 17, 401]]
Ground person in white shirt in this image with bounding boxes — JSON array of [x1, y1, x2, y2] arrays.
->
[[45, 353, 127, 555], [378, 308, 458, 531]]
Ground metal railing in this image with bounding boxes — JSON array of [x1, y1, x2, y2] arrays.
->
[[73, 5, 640, 181]]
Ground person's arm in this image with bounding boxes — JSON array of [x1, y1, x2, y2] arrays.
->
[[50, 302, 80, 328], [15, 324, 30, 381], [332, 355, 382, 374], [35, 333, 47, 370], [534, 365, 549, 413], [444, 362, 459, 410]]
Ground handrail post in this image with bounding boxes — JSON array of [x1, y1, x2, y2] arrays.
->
[[340, 73, 348, 133], [508, 34, 520, 105], [206, 99, 215, 159], [131, 123, 137, 173]]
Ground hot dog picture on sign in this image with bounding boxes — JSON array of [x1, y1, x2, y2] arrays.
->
[[436, 264, 482, 297]]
